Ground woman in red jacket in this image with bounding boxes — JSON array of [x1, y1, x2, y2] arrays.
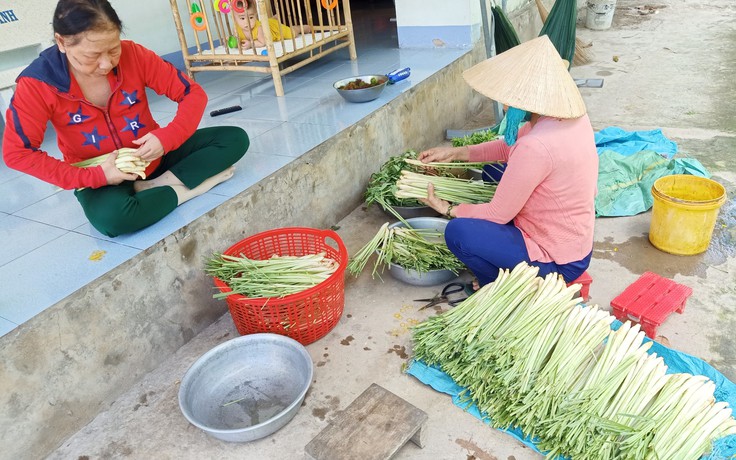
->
[[2, 0, 249, 237]]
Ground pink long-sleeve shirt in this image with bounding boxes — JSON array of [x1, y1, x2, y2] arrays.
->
[[455, 114, 598, 264]]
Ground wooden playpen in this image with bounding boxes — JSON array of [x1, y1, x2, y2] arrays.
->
[[169, 0, 357, 96]]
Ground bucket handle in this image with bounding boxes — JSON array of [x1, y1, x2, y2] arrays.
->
[[318, 228, 348, 271]]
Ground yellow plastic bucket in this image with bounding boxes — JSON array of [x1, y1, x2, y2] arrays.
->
[[649, 175, 726, 255]]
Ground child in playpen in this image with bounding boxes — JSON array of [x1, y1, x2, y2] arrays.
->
[[233, 0, 312, 49]]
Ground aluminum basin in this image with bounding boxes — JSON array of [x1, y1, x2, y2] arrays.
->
[[382, 204, 440, 220], [386, 217, 459, 286], [178, 333, 313, 443]]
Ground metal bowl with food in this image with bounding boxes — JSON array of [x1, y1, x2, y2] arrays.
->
[[386, 217, 461, 286], [178, 334, 313, 443], [334, 75, 389, 103]]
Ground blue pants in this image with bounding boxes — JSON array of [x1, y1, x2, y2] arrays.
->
[[482, 163, 506, 183], [444, 219, 592, 286]]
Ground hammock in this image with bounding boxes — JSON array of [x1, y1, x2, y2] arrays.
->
[[491, 5, 520, 54], [538, 0, 578, 66]]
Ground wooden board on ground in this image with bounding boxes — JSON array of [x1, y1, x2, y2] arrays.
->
[[304, 383, 428, 460]]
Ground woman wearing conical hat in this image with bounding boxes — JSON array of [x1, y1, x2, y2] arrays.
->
[[419, 35, 597, 288]]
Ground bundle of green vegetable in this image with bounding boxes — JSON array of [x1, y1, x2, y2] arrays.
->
[[364, 150, 461, 210], [347, 222, 464, 277], [403, 158, 495, 171], [73, 148, 149, 179], [364, 151, 424, 209], [205, 252, 338, 299], [411, 262, 736, 459], [405, 158, 505, 185], [395, 170, 496, 204], [451, 127, 500, 147]]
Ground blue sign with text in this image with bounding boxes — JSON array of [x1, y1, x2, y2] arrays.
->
[[0, 10, 19, 24]]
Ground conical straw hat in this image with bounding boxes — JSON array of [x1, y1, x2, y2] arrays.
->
[[463, 35, 586, 119]]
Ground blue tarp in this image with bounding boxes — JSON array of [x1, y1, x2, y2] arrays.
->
[[595, 127, 679, 159], [406, 319, 736, 459], [593, 127, 711, 217]]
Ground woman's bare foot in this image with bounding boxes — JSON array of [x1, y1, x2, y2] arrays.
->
[[133, 170, 184, 193], [133, 167, 236, 205], [171, 166, 236, 205]]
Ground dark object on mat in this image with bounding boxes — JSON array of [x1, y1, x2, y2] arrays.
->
[[210, 105, 242, 117], [415, 282, 467, 310]]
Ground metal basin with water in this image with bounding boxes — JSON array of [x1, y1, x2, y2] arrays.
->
[[178, 333, 313, 443]]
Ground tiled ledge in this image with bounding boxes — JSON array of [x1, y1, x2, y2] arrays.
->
[[0, 44, 470, 336], [0, 45, 485, 460]]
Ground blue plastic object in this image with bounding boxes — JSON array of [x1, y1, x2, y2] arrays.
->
[[386, 67, 410, 84]]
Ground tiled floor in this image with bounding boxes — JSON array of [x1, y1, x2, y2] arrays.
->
[[0, 5, 469, 336]]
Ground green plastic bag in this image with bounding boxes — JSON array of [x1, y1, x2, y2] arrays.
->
[[595, 150, 711, 217]]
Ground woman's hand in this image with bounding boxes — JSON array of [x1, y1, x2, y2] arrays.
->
[[131, 133, 165, 162], [101, 151, 139, 185], [417, 145, 469, 164], [419, 183, 452, 216]]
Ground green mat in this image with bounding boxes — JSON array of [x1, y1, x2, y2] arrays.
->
[[595, 150, 711, 217]]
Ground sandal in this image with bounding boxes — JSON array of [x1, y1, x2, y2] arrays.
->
[[463, 279, 479, 296]]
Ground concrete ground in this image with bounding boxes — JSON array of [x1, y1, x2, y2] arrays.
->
[[48, 0, 736, 459]]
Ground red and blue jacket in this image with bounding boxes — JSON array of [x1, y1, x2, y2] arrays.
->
[[2, 40, 207, 189]]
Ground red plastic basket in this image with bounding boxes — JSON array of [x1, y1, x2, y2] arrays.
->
[[213, 227, 348, 345]]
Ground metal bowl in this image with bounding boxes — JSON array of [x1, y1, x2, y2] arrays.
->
[[382, 204, 440, 220], [469, 168, 483, 181], [178, 333, 313, 443], [334, 75, 388, 103], [386, 217, 460, 286]]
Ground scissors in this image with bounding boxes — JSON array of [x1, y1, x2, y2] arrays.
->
[[415, 282, 467, 310]]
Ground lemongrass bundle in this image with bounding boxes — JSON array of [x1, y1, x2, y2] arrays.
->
[[73, 148, 150, 179], [347, 223, 464, 278], [205, 252, 338, 299], [403, 158, 496, 170], [395, 170, 496, 204], [410, 261, 736, 459]]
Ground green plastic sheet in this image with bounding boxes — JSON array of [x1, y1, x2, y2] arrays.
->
[[595, 150, 711, 217]]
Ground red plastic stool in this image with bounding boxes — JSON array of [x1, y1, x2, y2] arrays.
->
[[610, 272, 692, 338], [567, 271, 593, 302]]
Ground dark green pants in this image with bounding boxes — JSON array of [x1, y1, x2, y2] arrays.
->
[[75, 126, 249, 237]]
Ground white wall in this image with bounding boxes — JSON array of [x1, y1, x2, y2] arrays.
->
[[394, 0, 483, 48], [0, 0, 56, 88], [395, 0, 476, 27], [111, 0, 188, 57]]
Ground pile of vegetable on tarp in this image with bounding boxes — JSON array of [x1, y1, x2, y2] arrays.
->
[[406, 262, 736, 459], [594, 127, 712, 217]]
